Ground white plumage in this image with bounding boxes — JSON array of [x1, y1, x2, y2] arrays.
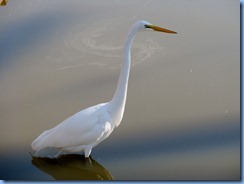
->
[[31, 20, 177, 158], [32, 103, 114, 157]]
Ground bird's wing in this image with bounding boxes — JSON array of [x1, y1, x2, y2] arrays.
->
[[32, 103, 110, 150]]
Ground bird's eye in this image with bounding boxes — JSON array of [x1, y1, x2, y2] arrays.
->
[[144, 24, 150, 28]]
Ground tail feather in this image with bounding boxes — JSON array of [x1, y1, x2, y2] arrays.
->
[[31, 130, 53, 151]]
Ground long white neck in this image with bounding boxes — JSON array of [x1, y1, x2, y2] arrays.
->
[[109, 25, 138, 116]]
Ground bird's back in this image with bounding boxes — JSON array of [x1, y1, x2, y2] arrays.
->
[[31, 103, 110, 151]]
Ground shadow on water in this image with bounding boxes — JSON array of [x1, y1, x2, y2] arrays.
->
[[31, 154, 113, 180]]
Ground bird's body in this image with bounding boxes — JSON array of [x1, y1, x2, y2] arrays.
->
[[31, 20, 176, 158], [32, 103, 115, 157]]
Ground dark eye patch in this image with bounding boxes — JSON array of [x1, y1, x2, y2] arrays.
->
[[144, 24, 151, 28]]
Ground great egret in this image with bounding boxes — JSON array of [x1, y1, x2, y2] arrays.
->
[[31, 20, 177, 158]]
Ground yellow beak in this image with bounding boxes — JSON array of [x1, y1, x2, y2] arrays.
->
[[149, 25, 177, 34]]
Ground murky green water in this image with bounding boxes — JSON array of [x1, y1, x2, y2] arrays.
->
[[0, 0, 240, 180]]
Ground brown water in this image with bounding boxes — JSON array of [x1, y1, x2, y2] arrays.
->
[[0, 0, 240, 180]]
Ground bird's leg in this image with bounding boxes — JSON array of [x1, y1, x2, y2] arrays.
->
[[35, 150, 41, 157], [53, 149, 63, 158], [84, 147, 92, 158]]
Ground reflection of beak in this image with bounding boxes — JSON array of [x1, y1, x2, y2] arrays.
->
[[149, 25, 177, 34]]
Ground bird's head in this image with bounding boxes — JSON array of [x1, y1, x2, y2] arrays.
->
[[135, 20, 177, 34]]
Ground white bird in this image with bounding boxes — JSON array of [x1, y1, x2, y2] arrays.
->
[[31, 20, 177, 158]]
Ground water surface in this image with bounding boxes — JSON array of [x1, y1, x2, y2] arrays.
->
[[0, 0, 240, 180]]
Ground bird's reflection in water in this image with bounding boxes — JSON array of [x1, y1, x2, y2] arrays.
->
[[32, 154, 113, 180]]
